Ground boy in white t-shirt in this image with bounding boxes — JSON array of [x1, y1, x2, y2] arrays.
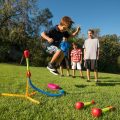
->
[[83, 29, 99, 82]]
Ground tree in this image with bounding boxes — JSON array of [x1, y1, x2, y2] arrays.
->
[[91, 28, 101, 38], [0, 0, 53, 63], [99, 34, 120, 73]]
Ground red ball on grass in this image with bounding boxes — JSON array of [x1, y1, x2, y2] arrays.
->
[[75, 102, 84, 110], [91, 108, 102, 117]]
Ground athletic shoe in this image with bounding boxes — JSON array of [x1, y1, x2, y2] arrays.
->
[[72, 76, 76, 78], [95, 80, 100, 82], [67, 74, 70, 77], [80, 76, 85, 79], [47, 63, 56, 71], [86, 80, 91, 82], [50, 69, 59, 75]]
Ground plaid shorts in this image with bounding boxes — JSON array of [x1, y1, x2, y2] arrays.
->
[[46, 45, 61, 54]]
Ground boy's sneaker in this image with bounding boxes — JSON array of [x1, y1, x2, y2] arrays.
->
[[50, 69, 59, 75], [80, 76, 85, 79], [86, 80, 91, 82], [47, 62, 59, 75], [95, 80, 100, 82], [67, 74, 70, 77], [60, 74, 64, 77], [72, 76, 76, 78], [47, 63, 56, 71]]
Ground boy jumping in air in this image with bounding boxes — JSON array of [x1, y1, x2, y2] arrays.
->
[[41, 16, 80, 75]]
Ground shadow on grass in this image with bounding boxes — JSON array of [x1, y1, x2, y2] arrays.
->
[[89, 76, 111, 79], [96, 82, 120, 86], [75, 84, 87, 88], [66, 91, 95, 94], [72, 75, 86, 79], [99, 76, 111, 79], [102, 80, 120, 83]]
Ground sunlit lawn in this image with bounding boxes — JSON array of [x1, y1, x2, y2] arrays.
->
[[0, 63, 120, 120]]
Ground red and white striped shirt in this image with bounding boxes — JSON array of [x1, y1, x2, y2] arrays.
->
[[70, 49, 82, 62]]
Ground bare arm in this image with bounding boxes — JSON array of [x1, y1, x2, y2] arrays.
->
[[69, 27, 81, 38], [80, 54, 83, 64], [97, 40, 100, 60], [70, 52, 73, 61], [41, 32, 53, 43], [84, 48, 86, 60], [68, 50, 70, 59], [97, 48, 99, 60]]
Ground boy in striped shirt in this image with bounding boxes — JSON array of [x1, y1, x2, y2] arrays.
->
[[70, 42, 84, 78]]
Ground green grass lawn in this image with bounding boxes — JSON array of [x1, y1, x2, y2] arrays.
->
[[0, 63, 120, 120]]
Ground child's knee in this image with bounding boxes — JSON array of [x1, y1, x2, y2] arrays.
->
[[55, 49, 61, 54], [60, 50, 64, 56]]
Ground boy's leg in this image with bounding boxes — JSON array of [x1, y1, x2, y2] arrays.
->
[[60, 66, 63, 76], [72, 69, 75, 78], [94, 69, 98, 82], [72, 62, 76, 78], [85, 60, 91, 82], [46, 46, 61, 75], [65, 57, 70, 76], [49, 51, 64, 75], [55, 51, 64, 67], [87, 69, 90, 81], [92, 60, 98, 82], [77, 62, 84, 78], [59, 58, 64, 76], [79, 70, 83, 77], [66, 68, 70, 76], [50, 50, 61, 63]]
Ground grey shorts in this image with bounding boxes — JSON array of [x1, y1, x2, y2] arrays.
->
[[46, 45, 61, 54], [85, 59, 98, 70]]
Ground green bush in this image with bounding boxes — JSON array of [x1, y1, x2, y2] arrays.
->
[[99, 35, 120, 73]]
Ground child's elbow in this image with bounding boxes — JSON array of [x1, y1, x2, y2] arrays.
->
[[41, 32, 44, 37], [41, 32, 47, 38]]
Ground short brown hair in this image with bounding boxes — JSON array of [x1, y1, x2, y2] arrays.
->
[[60, 16, 74, 28], [88, 29, 94, 34], [72, 42, 78, 46]]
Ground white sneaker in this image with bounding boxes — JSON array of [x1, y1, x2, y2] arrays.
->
[[47, 66, 56, 71], [49, 70, 59, 75]]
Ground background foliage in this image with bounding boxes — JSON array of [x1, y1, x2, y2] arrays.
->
[[0, 0, 120, 73]]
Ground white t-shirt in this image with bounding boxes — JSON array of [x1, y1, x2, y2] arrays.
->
[[83, 38, 99, 59]]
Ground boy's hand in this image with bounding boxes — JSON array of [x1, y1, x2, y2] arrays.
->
[[71, 26, 81, 37], [76, 26, 81, 33], [48, 38, 53, 43], [97, 56, 99, 60]]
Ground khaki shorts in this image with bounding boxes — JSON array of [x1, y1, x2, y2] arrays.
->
[[71, 62, 82, 70]]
